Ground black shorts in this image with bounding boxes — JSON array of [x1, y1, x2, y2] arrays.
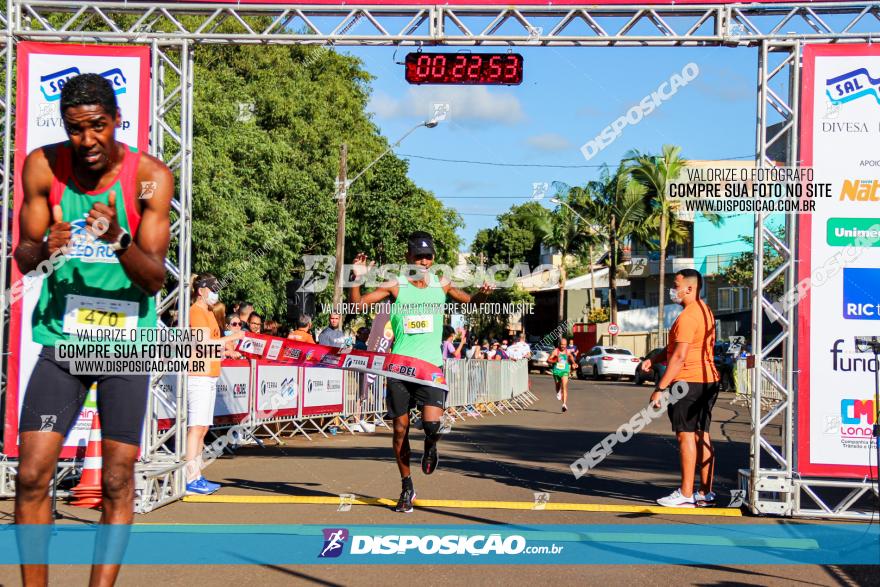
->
[[386, 378, 447, 419], [667, 381, 719, 433], [19, 346, 150, 446]]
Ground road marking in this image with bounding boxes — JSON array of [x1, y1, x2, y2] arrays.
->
[[182, 495, 742, 516]]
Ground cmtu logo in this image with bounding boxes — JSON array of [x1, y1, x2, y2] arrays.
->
[[826, 67, 880, 107], [318, 528, 348, 558], [841, 399, 876, 425], [842, 268, 880, 320], [39, 67, 128, 102]]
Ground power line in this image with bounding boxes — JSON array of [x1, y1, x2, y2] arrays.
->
[[397, 152, 757, 168]]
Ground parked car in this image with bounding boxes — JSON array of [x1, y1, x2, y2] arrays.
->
[[528, 344, 552, 373], [634, 347, 667, 386], [577, 346, 641, 380]]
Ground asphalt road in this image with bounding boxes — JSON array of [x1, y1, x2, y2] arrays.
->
[[0, 373, 875, 586]]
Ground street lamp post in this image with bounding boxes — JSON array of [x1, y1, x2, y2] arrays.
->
[[332, 120, 439, 305]]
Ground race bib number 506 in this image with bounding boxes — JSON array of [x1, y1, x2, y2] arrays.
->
[[404, 315, 433, 334]]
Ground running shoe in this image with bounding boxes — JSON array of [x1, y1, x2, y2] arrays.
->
[[422, 437, 439, 475], [394, 480, 416, 513], [695, 491, 716, 507], [200, 477, 221, 492], [657, 488, 695, 508], [562, 404, 568, 413], [556, 391, 562, 401], [185, 478, 218, 496]]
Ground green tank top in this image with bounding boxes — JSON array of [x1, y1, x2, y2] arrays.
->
[[390, 273, 446, 367], [31, 142, 156, 345], [552, 351, 571, 376]]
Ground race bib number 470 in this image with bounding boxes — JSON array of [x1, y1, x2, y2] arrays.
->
[[62, 295, 139, 334], [404, 315, 433, 334]]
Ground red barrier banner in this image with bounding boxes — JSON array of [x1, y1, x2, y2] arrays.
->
[[170, 0, 799, 6], [237, 333, 448, 390]]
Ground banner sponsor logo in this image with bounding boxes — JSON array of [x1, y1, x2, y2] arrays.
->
[[283, 347, 301, 360], [342, 355, 368, 370], [318, 529, 348, 559], [348, 534, 527, 556], [371, 355, 385, 371], [319, 353, 342, 366], [826, 218, 880, 246], [266, 339, 283, 361], [842, 268, 880, 320], [826, 67, 880, 108], [39, 66, 129, 102], [387, 362, 416, 377], [839, 179, 880, 201]]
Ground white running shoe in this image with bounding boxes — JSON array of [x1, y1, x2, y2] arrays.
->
[[695, 491, 716, 507], [438, 414, 454, 435], [657, 488, 696, 508], [556, 391, 562, 401]]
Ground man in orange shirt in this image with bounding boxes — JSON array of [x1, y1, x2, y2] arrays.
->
[[642, 268, 720, 508], [287, 313, 316, 344]]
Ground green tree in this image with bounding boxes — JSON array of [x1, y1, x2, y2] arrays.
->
[[470, 202, 550, 268], [719, 225, 786, 298]]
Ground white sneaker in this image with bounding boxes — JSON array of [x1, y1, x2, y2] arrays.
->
[[657, 488, 696, 508], [556, 391, 562, 401], [695, 491, 716, 507], [438, 414, 454, 435]]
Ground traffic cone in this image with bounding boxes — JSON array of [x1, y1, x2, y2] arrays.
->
[[70, 414, 102, 508]]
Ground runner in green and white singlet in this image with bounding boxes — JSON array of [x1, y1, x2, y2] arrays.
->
[[549, 337, 578, 413], [351, 232, 491, 513], [13, 74, 173, 586]]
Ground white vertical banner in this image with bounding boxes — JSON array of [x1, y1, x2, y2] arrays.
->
[[798, 44, 880, 477], [5, 43, 150, 458]]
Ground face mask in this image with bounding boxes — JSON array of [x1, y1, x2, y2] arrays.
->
[[206, 291, 219, 305], [669, 287, 682, 304]]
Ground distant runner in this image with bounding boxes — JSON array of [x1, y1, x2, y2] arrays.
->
[[13, 74, 173, 585], [350, 231, 490, 513], [548, 337, 577, 413]]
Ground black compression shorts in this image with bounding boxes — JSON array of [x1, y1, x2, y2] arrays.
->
[[19, 346, 150, 446], [386, 378, 447, 419]]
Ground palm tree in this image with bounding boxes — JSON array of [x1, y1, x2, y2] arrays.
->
[[628, 146, 723, 339], [585, 164, 652, 341], [532, 189, 592, 323]]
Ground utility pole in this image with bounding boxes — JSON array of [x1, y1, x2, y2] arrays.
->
[[333, 143, 348, 306]]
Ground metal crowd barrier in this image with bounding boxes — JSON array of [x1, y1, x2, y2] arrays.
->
[[205, 358, 535, 446], [732, 357, 785, 407]]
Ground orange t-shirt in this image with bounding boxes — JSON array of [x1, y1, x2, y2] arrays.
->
[[667, 299, 719, 383], [190, 303, 221, 377], [288, 328, 315, 344]]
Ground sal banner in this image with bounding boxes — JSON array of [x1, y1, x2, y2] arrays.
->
[[236, 333, 448, 390], [798, 44, 880, 477], [4, 43, 151, 458]]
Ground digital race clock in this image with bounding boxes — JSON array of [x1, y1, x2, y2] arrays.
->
[[405, 52, 523, 85]]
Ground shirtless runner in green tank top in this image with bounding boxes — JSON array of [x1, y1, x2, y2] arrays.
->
[[351, 232, 491, 513]]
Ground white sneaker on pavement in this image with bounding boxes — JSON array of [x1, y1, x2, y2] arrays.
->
[[657, 488, 696, 508], [695, 491, 716, 507]]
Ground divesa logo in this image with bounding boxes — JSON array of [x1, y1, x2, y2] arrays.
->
[[826, 67, 880, 108], [40, 66, 129, 102]]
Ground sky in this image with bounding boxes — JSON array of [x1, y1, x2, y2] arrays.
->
[[342, 44, 762, 250]]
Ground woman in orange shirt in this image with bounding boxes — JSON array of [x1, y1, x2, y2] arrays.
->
[[185, 274, 243, 495]]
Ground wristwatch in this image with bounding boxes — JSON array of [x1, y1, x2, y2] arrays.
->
[[110, 228, 132, 253]]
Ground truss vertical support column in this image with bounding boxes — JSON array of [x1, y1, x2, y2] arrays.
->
[[748, 40, 800, 516]]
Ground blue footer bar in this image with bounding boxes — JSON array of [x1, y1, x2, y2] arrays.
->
[[3, 524, 879, 565]]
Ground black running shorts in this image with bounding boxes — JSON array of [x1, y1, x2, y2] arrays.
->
[[386, 378, 447, 419], [19, 346, 150, 446], [667, 380, 720, 433]]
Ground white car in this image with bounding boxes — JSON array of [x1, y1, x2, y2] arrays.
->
[[577, 346, 641, 380]]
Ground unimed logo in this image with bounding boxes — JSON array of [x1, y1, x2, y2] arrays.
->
[[318, 528, 348, 558]]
